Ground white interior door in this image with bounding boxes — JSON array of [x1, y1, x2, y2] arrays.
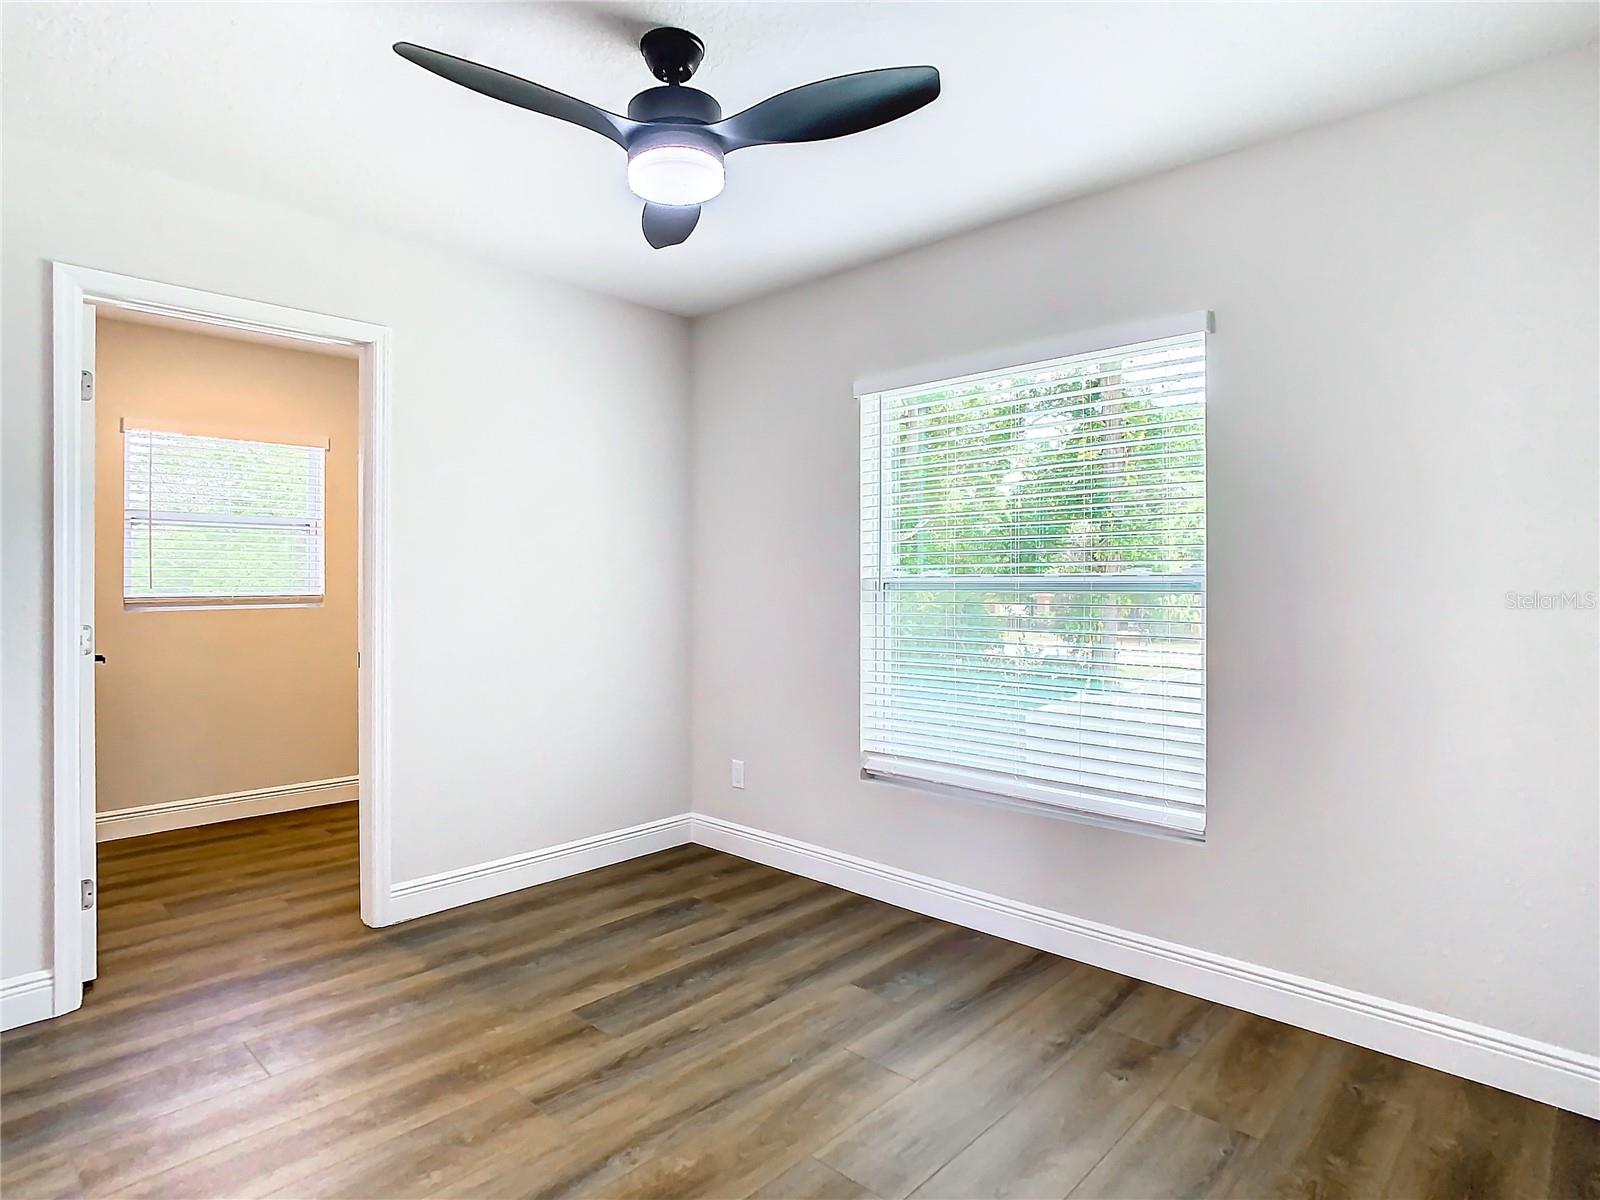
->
[[80, 301, 97, 983]]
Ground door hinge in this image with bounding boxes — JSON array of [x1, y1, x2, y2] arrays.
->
[[80, 370, 94, 402], [79, 624, 94, 656], [81, 879, 95, 910]]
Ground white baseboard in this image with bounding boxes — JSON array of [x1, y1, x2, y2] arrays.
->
[[690, 814, 1600, 1119], [96, 776, 358, 841], [1, 970, 55, 1032], [45, 798, 1599, 1117], [387, 813, 694, 923]]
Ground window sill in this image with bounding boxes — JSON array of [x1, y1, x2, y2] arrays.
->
[[860, 760, 1206, 844], [124, 596, 325, 613]]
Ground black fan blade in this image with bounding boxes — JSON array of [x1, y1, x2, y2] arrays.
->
[[710, 66, 939, 151], [394, 42, 638, 148], [642, 203, 700, 249]]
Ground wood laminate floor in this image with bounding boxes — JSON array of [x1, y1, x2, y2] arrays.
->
[[2, 804, 1595, 1199]]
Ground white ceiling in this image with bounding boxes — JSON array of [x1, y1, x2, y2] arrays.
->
[[4, 3, 1595, 316]]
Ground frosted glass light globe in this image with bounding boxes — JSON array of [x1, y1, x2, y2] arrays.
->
[[627, 143, 725, 206]]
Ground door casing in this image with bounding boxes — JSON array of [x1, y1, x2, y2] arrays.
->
[[49, 262, 397, 1020]]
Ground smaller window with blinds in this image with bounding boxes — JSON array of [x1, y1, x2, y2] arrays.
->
[[123, 428, 326, 607], [860, 321, 1206, 838]]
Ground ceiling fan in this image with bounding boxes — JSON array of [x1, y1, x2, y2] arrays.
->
[[393, 28, 940, 249]]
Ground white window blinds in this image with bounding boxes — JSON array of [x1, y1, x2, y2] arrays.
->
[[860, 329, 1206, 837], [123, 428, 326, 604]]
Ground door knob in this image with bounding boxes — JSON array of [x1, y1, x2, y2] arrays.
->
[[94, 654, 106, 664]]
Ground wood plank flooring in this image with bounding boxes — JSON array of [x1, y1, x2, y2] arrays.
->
[[2, 804, 1595, 1199]]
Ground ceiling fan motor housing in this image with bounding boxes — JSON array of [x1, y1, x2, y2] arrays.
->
[[627, 85, 722, 125], [625, 83, 725, 195]]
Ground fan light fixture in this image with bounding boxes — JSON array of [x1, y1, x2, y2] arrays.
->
[[627, 143, 725, 206], [393, 26, 940, 248]]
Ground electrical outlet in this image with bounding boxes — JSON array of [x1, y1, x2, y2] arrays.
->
[[730, 759, 745, 789]]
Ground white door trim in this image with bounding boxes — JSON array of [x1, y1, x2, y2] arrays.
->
[[49, 262, 396, 1022]]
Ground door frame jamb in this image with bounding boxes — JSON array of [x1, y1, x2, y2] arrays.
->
[[49, 261, 396, 1019]]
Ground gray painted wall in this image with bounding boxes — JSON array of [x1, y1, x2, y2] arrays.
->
[[2, 137, 692, 978], [688, 50, 1599, 1055]]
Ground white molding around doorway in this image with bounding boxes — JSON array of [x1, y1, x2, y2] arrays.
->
[[49, 263, 396, 1022]]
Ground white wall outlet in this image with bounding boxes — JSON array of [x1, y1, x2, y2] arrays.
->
[[730, 759, 745, 789]]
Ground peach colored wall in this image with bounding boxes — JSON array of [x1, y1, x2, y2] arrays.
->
[[94, 316, 357, 813]]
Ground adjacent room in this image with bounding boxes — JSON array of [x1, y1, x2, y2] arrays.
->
[[80, 311, 361, 993], [2, 3, 1596, 1198]]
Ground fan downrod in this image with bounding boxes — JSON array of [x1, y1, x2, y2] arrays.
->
[[640, 26, 704, 85]]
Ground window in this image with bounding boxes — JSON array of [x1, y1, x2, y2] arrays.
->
[[859, 324, 1206, 837], [123, 428, 326, 606]]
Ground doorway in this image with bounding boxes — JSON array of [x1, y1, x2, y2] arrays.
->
[[50, 264, 395, 1020]]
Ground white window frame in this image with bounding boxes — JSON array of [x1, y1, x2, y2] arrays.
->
[[857, 311, 1211, 840], [122, 426, 328, 610]]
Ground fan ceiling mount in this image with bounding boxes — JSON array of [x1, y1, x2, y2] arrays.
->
[[394, 27, 941, 249]]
